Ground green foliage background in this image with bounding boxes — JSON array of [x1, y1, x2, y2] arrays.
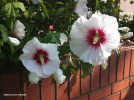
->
[[0, 0, 133, 77]]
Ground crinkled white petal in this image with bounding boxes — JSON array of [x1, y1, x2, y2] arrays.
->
[[74, 0, 88, 16], [31, 0, 38, 4], [9, 37, 20, 46], [53, 69, 63, 76], [70, 12, 120, 65], [60, 33, 68, 45], [53, 69, 66, 84], [29, 72, 42, 84], [13, 20, 25, 39]]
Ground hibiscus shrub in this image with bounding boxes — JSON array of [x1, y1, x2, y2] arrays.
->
[[0, 0, 124, 84]]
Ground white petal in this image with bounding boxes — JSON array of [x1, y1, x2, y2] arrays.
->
[[53, 69, 63, 77], [79, 46, 105, 65], [121, 32, 133, 39], [101, 59, 108, 70], [101, 0, 107, 3], [13, 20, 25, 39], [118, 27, 129, 32], [70, 39, 88, 57], [9, 37, 20, 46], [70, 16, 88, 40], [74, 0, 88, 16], [14, 20, 25, 30], [40, 43, 60, 61], [60, 33, 68, 45], [14, 29, 25, 39], [29, 72, 42, 84], [42, 60, 60, 77], [53, 69, 66, 84], [19, 53, 44, 77], [22, 37, 39, 54]]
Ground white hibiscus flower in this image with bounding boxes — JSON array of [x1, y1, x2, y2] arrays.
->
[[74, 0, 88, 16], [53, 69, 66, 84], [60, 33, 68, 45], [69, 12, 120, 65], [13, 20, 25, 39], [9, 37, 20, 46], [19, 37, 60, 78]]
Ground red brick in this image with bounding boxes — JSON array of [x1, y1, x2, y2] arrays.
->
[[57, 80, 69, 100], [41, 77, 54, 100], [101, 61, 109, 87], [24, 84, 40, 100], [124, 50, 131, 78], [23, 72, 40, 100], [124, 95, 134, 100], [112, 78, 129, 94], [91, 65, 100, 91], [81, 75, 90, 94], [130, 76, 134, 86], [109, 52, 117, 84], [121, 88, 129, 99], [130, 49, 134, 76], [76, 94, 89, 100], [89, 85, 111, 100], [70, 71, 80, 99], [121, 87, 134, 100], [104, 92, 120, 100], [117, 50, 125, 81], [2, 72, 22, 100]]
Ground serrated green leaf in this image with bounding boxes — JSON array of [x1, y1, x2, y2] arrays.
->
[[0, 24, 8, 42], [3, 2, 17, 18], [12, 2, 26, 12], [2, 2, 25, 18]]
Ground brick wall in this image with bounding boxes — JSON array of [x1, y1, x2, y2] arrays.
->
[[0, 47, 134, 100]]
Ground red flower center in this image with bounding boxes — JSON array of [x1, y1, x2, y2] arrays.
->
[[33, 49, 49, 65], [85, 28, 106, 48]]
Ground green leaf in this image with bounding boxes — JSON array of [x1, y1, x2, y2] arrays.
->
[[0, 24, 8, 42], [39, 1, 49, 18], [116, 47, 121, 58], [56, 7, 65, 15], [2, 2, 26, 18], [12, 2, 26, 12], [55, 1, 64, 5], [43, 32, 60, 43], [80, 61, 94, 78]]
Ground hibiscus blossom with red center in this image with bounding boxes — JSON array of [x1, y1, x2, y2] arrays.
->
[[69, 12, 120, 65], [20, 37, 60, 78]]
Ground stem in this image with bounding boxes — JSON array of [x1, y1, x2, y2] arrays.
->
[[95, 0, 100, 11]]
